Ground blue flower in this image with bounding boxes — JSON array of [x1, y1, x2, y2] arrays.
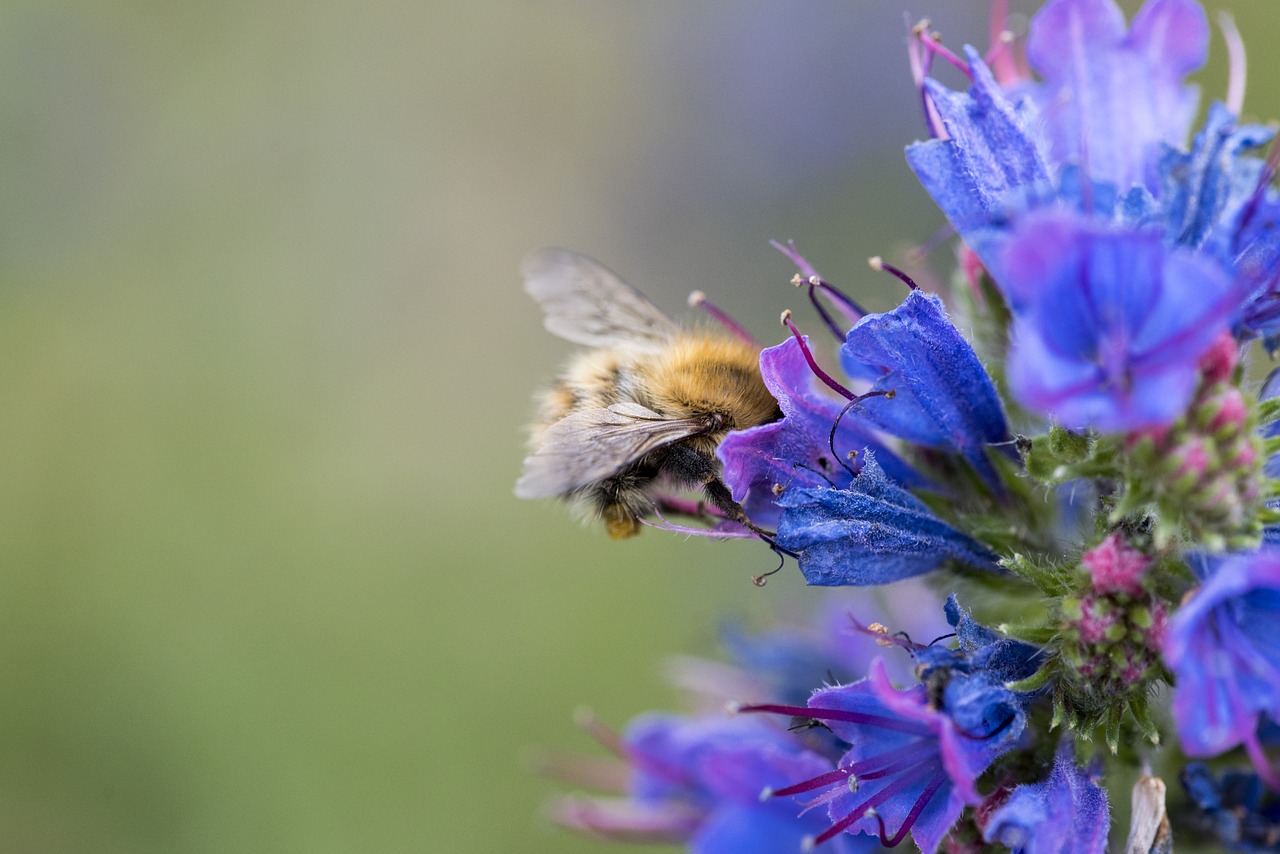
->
[[744, 657, 1027, 853], [720, 283, 1010, 535], [555, 714, 872, 854], [1181, 760, 1280, 852], [1164, 549, 1280, 789], [775, 454, 1000, 587], [912, 595, 1045, 685], [982, 740, 1110, 854], [999, 211, 1242, 431], [838, 291, 1010, 488]]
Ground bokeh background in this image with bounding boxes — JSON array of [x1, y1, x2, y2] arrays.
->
[[1, 1, 1275, 851]]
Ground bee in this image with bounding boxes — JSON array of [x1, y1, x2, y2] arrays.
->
[[515, 248, 781, 539]]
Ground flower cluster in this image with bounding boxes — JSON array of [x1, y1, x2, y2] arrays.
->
[[531, 0, 1280, 851]]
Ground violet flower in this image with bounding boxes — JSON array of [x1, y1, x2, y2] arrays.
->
[[555, 714, 871, 854], [982, 740, 1110, 854], [743, 657, 1028, 853], [718, 337, 918, 529], [1164, 549, 1280, 789], [904, 0, 1269, 432]]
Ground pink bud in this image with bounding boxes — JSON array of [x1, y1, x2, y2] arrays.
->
[[1082, 533, 1150, 596]]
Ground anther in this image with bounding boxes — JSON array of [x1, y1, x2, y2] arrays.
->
[[689, 290, 758, 346], [868, 256, 920, 291]]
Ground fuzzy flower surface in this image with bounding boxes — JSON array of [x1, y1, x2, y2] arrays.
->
[[982, 740, 1109, 854]]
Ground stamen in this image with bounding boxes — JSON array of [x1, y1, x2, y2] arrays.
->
[[906, 17, 947, 139], [770, 766, 856, 798], [736, 701, 934, 736], [1218, 11, 1247, 116], [828, 391, 895, 479], [770, 238, 820, 280], [688, 291, 758, 347], [751, 548, 788, 587], [771, 239, 865, 327], [794, 275, 846, 341], [868, 256, 920, 292], [845, 613, 925, 651], [574, 706, 625, 757], [915, 27, 972, 79], [874, 769, 948, 848], [781, 310, 856, 401], [813, 762, 939, 846], [986, 0, 1020, 85]]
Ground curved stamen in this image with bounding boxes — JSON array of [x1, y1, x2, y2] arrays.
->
[[868, 256, 920, 292], [828, 390, 894, 479], [873, 768, 948, 848], [781, 311, 856, 401]]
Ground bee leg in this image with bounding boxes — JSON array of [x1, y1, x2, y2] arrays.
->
[[662, 445, 774, 541]]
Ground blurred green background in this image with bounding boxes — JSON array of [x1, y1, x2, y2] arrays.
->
[[0, 1, 1274, 851]]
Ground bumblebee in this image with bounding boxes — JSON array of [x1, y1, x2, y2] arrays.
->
[[515, 249, 780, 539]]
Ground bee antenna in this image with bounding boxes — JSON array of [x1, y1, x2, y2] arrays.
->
[[868, 256, 920, 292], [689, 291, 759, 347]]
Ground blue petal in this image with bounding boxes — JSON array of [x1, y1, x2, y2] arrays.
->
[[776, 455, 1000, 586], [838, 290, 1010, 488], [983, 740, 1109, 854], [914, 595, 1045, 684], [1162, 102, 1274, 250], [905, 49, 1053, 266]]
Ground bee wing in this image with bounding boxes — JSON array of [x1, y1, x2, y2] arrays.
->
[[522, 248, 681, 350], [515, 402, 707, 498]]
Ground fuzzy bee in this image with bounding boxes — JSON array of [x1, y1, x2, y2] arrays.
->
[[515, 249, 781, 539]]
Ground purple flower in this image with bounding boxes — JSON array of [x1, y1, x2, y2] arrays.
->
[[1164, 549, 1280, 789], [902, 0, 1273, 431], [982, 740, 1110, 854], [1000, 212, 1243, 431], [775, 454, 1000, 587], [744, 658, 1026, 853], [1023, 0, 1208, 195], [555, 714, 871, 853], [718, 337, 918, 528]]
